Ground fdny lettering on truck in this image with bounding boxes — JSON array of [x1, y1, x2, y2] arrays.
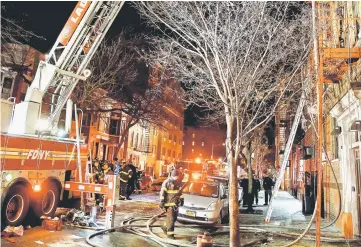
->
[[26, 150, 51, 160]]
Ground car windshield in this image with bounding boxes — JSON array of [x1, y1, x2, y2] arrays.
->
[[183, 182, 219, 198]]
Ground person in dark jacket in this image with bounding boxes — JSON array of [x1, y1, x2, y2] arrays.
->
[[134, 168, 142, 194], [240, 178, 249, 207], [119, 160, 133, 200], [126, 163, 137, 199], [263, 175, 274, 205], [159, 169, 184, 239], [252, 175, 261, 205]]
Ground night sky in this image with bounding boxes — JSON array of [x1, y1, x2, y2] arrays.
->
[[1, 1, 147, 53]]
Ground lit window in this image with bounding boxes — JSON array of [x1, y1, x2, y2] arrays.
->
[[192, 149, 194, 153], [182, 141, 185, 145], [202, 142, 204, 146], [192, 133, 195, 138], [192, 141, 195, 146]]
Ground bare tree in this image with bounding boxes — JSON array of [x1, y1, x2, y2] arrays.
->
[[136, 2, 312, 245], [1, 44, 34, 85], [1, 10, 42, 45], [72, 32, 172, 155], [1, 9, 44, 85]]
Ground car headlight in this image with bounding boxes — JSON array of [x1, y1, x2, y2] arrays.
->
[[207, 202, 217, 210]]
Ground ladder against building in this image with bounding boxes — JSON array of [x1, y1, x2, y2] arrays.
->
[[265, 1, 361, 223], [265, 78, 310, 223]]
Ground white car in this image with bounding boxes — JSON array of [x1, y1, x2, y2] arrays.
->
[[178, 179, 230, 225]]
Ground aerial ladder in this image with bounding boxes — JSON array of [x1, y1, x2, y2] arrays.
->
[[9, 1, 125, 135], [4, 1, 125, 228], [265, 77, 310, 223]]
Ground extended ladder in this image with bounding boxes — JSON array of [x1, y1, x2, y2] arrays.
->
[[265, 78, 310, 223], [9, 1, 125, 135]]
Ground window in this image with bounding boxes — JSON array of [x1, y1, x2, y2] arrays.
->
[[82, 114, 91, 126], [174, 135, 177, 144], [192, 141, 195, 146], [182, 141, 185, 145], [109, 119, 119, 135], [333, 118, 339, 159], [91, 114, 98, 127], [1, 77, 13, 99], [183, 182, 219, 198], [162, 148, 166, 156], [173, 151, 176, 158], [202, 142, 204, 146], [134, 133, 138, 148], [140, 134, 143, 149], [192, 149, 194, 153], [168, 149, 171, 157], [130, 132, 134, 147], [192, 133, 195, 138], [169, 133, 172, 141]]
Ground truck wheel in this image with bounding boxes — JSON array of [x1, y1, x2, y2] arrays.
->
[[32, 182, 60, 217], [2, 184, 30, 226]]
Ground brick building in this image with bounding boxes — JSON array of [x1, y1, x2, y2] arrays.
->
[[1, 44, 45, 102], [126, 67, 184, 177], [182, 126, 226, 161], [274, 1, 361, 238]]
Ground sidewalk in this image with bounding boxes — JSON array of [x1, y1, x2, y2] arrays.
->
[[240, 190, 306, 225], [239, 190, 341, 234]]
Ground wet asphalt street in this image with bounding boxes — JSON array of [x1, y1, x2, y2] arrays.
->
[[1, 191, 358, 247]]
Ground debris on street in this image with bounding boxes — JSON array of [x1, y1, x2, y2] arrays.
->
[[41, 217, 63, 231]]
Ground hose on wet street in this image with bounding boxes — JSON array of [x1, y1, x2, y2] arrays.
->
[[86, 210, 361, 247]]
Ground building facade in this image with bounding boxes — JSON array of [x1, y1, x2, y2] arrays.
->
[[182, 126, 226, 162], [126, 68, 184, 178], [1, 44, 45, 102], [274, 1, 361, 238]]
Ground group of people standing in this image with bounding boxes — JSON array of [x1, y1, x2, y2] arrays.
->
[[240, 174, 275, 208], [113, 158, 142, 200]]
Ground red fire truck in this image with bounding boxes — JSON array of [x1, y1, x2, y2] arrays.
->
[[1, 1, 124, 227]]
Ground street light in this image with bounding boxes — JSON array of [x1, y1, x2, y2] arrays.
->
[[211, 142, 225, 160]]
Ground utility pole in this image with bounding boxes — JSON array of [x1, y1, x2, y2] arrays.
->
[[212, 142, 225, 160], [312, 1, 323, 246]]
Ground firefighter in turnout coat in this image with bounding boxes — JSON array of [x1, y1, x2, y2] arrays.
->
[[119, 160, 133, 200], [159, 169, 184, 239]]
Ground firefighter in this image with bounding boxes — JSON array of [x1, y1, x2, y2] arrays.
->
[[119, 160, 133, 200], [159, 169, 184, 239]]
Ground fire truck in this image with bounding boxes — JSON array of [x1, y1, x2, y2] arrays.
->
[[1, 1, 124, 227]]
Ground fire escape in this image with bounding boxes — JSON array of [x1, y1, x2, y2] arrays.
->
[[319, 2, 361, 85]]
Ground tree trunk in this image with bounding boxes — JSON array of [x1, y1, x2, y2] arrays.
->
[[226, 116, 240, 247], [247, 141, 254, 212]]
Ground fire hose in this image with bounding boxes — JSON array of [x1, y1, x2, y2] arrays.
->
[[86, 209, 361, 247]]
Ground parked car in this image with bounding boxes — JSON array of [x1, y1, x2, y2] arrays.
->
[[151, 173, 169, 191], [177, 179, 230, 225]]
